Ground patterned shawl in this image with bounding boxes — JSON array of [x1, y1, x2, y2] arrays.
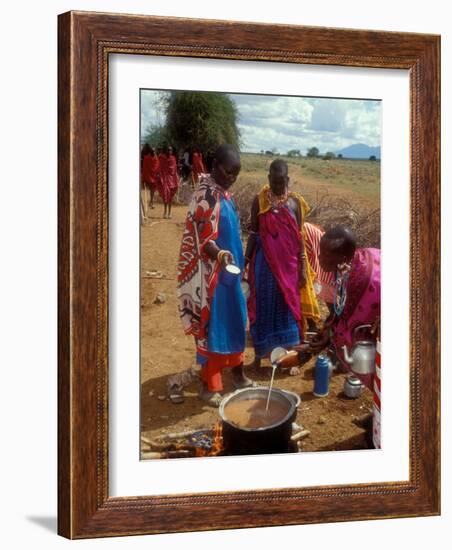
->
[[177, 175, 227, 351]]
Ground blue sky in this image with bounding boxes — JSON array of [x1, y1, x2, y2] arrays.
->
[[141, 90, 381, 154]]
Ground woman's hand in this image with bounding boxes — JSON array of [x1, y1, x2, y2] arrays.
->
[[308, 329, 331, 354], [204, 241, 233, 265], [217, 249, 234, 266]]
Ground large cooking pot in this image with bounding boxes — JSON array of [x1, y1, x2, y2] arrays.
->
[[219, 387, 297, 455]]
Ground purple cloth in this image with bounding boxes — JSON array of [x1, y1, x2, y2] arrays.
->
[[333, 248, 381, 389], [257, 206, 302, 323]]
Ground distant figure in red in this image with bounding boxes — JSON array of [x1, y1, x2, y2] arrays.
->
[[159, 146, 179, 219], [141, 144, 160, 210], [191, 148, 206, 186]]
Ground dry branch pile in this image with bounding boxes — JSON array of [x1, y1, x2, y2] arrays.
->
[[306, 194, 380, 248], [234, 185, 380, 249], [176, 179, 380, 249]]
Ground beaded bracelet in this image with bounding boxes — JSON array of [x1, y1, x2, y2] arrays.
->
[[217, 250, 228, 264]]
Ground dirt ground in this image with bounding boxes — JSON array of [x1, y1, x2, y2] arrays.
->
[[140, 198, 374, 457]]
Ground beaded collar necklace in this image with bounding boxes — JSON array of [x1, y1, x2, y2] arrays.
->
[[267, 188, 289, 210]]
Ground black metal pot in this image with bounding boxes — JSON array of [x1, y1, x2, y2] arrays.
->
[[219, 387, 297, 455]]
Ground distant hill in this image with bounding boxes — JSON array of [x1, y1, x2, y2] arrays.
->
[[335, 144, 381, 159]]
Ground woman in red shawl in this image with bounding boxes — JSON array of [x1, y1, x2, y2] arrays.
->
[[141, 144, 160, 210], [191, 148, 206, 186], [158, 145, 179, 219]]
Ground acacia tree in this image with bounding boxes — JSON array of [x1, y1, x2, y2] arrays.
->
[[307, 147, 320, 158], [164, 91, 240, 152]]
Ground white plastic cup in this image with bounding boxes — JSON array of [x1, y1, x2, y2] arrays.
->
[[220, 264, 241, 286]]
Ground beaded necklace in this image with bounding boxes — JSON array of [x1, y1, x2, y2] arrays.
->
[[334, 263, 351, 316], [267, 188, 289, 211]]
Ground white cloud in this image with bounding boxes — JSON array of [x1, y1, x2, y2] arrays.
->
[[310, 99, 346, 133], [140, 90, 381, 154], [234, 94, 380, 153], [343, 101, 381, 145]]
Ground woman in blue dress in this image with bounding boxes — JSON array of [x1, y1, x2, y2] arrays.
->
[[177, 144, 252, 406]]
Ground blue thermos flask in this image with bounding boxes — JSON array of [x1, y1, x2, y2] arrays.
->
[[313, 354, 330, 397]]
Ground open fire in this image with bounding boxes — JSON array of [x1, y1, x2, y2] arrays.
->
[[140, 422, 224, 459], [141, 420, 309, 459]]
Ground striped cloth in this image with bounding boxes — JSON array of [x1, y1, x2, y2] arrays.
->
[[372, 338, 381, 449], [304, 222, 335, 303]]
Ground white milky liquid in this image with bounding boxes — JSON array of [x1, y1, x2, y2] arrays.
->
[[265, 364, 277, 411]]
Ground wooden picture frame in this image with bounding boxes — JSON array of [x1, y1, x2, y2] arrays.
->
[[58, 11, 440, 539]]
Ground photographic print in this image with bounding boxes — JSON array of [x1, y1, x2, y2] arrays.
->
[[58, 11, 439, 537], [139, 89, 381, 459]]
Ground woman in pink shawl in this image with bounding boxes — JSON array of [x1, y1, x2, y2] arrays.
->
[[309, 225, 381, 390], [245, 159, 310, 367], [158, 145, 179, 219]]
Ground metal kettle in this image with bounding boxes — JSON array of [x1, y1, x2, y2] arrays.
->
[[342, 324, 376, 376]]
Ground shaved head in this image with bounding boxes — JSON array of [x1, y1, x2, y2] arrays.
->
[[269, 159, 288, 177], [268, 158, 289, 196], [322, 225, 357, 257], [212, 144, 241, 190], [214, 144, 240, 165]]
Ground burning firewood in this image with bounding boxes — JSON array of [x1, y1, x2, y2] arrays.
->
[[142, 423, 224, 458], [141, 436, 181, 452], [158, 429, 202, 441]]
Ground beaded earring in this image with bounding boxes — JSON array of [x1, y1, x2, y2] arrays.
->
[[334, 261, 351, 316]]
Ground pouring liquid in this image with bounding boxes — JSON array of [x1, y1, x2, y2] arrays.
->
[[265, 363, 277, 411]]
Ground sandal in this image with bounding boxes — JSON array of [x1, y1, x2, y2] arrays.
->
[[199, 384, 223, 407], [231, 366, 254, 389], [168, 384, 185, 404]]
